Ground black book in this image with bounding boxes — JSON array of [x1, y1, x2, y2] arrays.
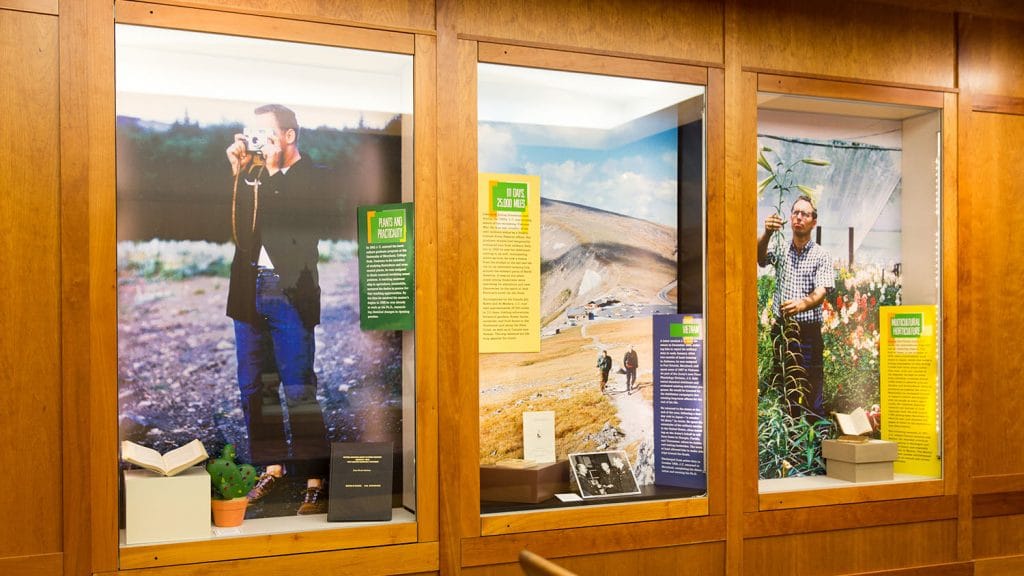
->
[[328, 442, 394, 522]]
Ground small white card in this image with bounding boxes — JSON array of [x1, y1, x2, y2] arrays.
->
[[523, 411, 556, 463], [555, 493, 582, 502]]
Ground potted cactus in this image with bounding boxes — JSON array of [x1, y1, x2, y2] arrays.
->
[[207, 444, 257, 527]]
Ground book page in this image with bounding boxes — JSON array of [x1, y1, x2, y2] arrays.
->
[[121, 440, 168, 475], [162, 439, 209, 476], [836, 407, 872, 436]]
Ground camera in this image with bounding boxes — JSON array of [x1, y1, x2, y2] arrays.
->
[[243, 127, 272, 154]]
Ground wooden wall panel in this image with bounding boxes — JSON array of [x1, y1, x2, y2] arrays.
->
[[973, 515, 1024, 559], [975, 555, 1024, 576], [0, 0, 57, 14], [413, 32, 441, 544], [744, 521, 958, 576], [462, 516, 725, 567], [847, 564, 972, 576], [454, 0, 722, 65], [738, 0, 955, 89], [959, 15, 1024, 99], [60, 0, 119, 574], [462, 543, 725, 576], [435, 0, 479, 557], [117, 2, 415, 54], [107, 542, 438, 576], [0, 6, 62, 562], [962, 111, 1024, 478], [139, 0, 435, 32], [0, 554, 62, 576], [974, 492, 1024, 518]]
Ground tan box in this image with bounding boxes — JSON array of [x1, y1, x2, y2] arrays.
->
[[124, 466, 211, 544], [823, 439, 898, 483], [480, 460, 570, 503], [822, 439, 898, 463], [826, 459, 894, 482]]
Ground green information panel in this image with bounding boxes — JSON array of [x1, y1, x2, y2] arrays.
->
[[358, 203, 415, 331], [489, 181, 529, 213]]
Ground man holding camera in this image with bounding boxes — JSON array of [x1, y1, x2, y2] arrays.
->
[[225, 103, 330, 515]]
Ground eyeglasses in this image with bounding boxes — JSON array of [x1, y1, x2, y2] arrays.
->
[[791, 209, 816, 219]]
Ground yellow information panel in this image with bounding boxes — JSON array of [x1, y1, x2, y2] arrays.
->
[[879, 305, 940, 477], [478, 173, 541, 353]]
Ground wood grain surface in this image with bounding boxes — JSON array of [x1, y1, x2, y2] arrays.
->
[[122, 0, 435, 32], [60, 0, 119, 573], [455, 0, 722, 65], [738, 0, 955, 89], [8, 1, 1024, 575], [0, 7, 61, 565], [745, 520, 958, 575]]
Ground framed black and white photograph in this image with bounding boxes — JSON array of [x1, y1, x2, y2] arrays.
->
[[569, 450, 641, 499]]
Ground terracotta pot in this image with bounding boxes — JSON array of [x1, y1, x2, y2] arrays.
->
[[211, 497, 248, 527]]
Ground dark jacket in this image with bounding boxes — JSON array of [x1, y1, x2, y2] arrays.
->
[[227, 156, 326, 330]]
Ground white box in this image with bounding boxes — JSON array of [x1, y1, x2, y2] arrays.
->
[[124, 466, 211, 544]]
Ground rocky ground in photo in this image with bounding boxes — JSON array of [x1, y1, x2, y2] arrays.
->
[[118, 258, 405, 516]]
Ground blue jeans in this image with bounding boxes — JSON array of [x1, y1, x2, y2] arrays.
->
[[235, 268, 329, 470]]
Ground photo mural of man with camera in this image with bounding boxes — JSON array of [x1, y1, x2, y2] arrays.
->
[[225, 104, 330, 515]]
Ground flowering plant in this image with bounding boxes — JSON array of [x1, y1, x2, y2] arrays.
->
[[821, 263, 901, 415]]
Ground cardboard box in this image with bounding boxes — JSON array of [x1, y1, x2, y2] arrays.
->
[[480, 460, 570, 503], [124, 466, 211, 544], [826, 459, 894, 482], [822, 439, 898, 463], [822, 439, 898, 483]]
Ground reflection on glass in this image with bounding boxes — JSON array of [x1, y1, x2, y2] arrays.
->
[[478, 63, 706, 512]]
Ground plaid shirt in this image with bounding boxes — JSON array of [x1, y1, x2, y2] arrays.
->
[[767, 240, 834, 323]]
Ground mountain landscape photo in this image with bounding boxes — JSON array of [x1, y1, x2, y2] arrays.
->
[[480, 197, 678, 484]]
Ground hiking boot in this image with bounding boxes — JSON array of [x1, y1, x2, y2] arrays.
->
[[297, 483, 327, 515], [247, 471, 282, 502]]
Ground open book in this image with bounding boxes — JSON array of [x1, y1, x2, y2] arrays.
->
[[121, 439, 209, 477], [834, 407, 873, 437]]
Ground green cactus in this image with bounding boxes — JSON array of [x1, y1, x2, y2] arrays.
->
[[206, 444, 257, 500]]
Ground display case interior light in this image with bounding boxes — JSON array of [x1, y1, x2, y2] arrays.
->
[[115, 24, 413, 127], [478, 63, 704, 131]]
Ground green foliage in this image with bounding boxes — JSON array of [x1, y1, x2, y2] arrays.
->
[[117, 240, 233, 280], [207, 444, 257, 500], [118, 239, 357, 281], [756, 146, 832, 478], [758, 262, 903, 475], [758, 385, 833, 478]]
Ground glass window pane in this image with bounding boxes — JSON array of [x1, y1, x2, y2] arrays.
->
[[755, 95, 942, 490], [478, 63, 707, 512], [115, 24, 416, 544]]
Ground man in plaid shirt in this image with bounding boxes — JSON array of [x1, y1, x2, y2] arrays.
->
[[757, 195, 835, 418]]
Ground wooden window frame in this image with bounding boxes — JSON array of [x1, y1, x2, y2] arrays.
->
[[462, 40, 726, 537]]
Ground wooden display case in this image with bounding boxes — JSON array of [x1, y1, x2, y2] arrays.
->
[[738, 73, 958, 514], [63, 2, 439, 574], [437, 34, 727, 573]]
